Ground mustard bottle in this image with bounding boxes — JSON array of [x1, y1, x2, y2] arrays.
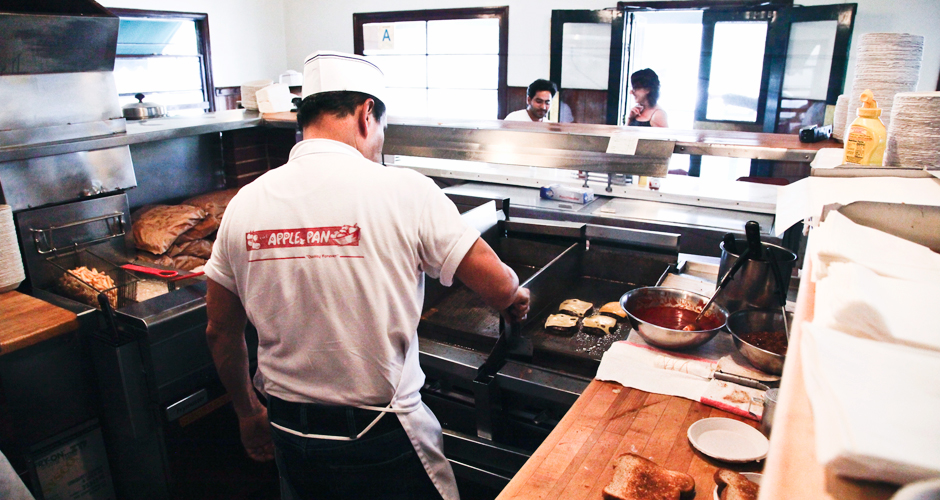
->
[[843, 89, 886, 166]]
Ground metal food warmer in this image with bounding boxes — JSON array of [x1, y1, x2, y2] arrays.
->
[[13, 193, 276, 500], [0, 2, 276, 498], [417, 201, 680, 495]]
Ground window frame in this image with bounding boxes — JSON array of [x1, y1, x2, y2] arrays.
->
[[353, 7, 509, 118], [108, 8, 216, 113]]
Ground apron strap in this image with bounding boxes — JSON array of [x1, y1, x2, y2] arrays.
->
[[269, 400, 421, 441]]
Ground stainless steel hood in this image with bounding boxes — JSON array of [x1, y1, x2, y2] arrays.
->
[[384, 118, 675, 177], [0, 0, 136, 211]]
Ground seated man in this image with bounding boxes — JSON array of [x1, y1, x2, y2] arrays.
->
[[505, 79, 557, 122]]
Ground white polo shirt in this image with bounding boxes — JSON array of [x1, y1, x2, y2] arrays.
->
[[205, 138, 480, 407], [504, 109, 542, 121]]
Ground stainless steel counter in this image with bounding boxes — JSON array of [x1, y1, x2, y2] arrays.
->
[[439, 182, 778, 257], [0, 110, 261, 163]]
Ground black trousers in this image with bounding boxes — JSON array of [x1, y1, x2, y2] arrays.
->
[[267, 396, 443, 500]]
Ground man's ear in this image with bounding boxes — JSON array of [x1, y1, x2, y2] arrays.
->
[[358, 99, 375, 137]]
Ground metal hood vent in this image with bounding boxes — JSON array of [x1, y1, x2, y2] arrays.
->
[[384, 118, 675, 177], [0, 0, 137, 211]]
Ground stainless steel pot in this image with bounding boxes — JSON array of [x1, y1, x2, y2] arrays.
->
[[122, 93, 167, 120], [716, 240, 797, 314]]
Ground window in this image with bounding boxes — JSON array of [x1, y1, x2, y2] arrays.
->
[[354, 8, 508, 120], [109, 9, 215, 116]]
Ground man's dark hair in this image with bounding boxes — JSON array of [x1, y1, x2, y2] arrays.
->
[[527, 79, 558, 99], [630, 68, 661, 107], [296, 91, 386, 130]]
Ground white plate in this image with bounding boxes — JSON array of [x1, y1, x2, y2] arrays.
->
[[688, 418, 769, 463], [713, 472, 762, 500]]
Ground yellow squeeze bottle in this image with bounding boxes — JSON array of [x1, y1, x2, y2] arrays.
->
[[843, 89, 886, 166]]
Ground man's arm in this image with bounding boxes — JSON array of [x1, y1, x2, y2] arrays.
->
[[454, 237, 530, 321], [205, 278, 274, 462]]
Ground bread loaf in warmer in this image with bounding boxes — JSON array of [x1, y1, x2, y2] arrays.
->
[[132, 205, 206, 254], [136, 250, 175, 268], [714, 469, 758, 500], [172, 255, 206, 271], [177, 189, 239, 242], [168, 239, 213, 259], [602, 453, 695, 500]]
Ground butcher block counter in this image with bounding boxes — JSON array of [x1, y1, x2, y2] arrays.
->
[[496, 380, 762, 500], [0, 291, 79, 355]]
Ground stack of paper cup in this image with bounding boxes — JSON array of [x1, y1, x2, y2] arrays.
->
[[884, 92, 940, 169], [240, 79, 274, 111], [0, 205, 25, 293], [846, 33, 924, 133], [832, 94, 849, 142]]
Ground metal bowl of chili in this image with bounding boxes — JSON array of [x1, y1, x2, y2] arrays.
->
[[621, 287, 729, 351], [726, 309, 788, 375]]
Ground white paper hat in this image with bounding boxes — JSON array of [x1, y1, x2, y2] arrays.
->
[[302, 51, 386, 105]]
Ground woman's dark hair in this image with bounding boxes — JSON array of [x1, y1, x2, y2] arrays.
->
[[296, 91, 386, 130], [527, 79, 558, 99], [630, 68, 661, 107]]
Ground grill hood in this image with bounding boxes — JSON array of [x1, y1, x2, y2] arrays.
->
[[0, 0, 137, 211]]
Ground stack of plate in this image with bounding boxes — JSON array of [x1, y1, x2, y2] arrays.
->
[[832, 94, 849, 141], [240, 79, 274, 111], [0, 205, 25, 293], [884, 91, 940, 169], [846, 33, 924, 133]]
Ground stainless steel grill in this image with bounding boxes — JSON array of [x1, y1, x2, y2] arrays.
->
[[416, 202, 679, 493]]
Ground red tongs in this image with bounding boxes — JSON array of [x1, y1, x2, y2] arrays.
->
[[120, 264, 205, 282], [121, 263, 179, 278]]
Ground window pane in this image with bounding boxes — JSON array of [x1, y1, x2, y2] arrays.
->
[[366, 55, 428, 88], [363, 21, 426, 55], [117, 19, 198, 56], [114, 56, 204, 94], [705, 21, 768, 122], [628, 10, 702, 129], [428, 18, 500, 54], [561, 23, 610, 90], [428, 89, 498, 119], [384, 88, 428, 118], [427, 55, 498, 89], [782, 20, 837, 100]]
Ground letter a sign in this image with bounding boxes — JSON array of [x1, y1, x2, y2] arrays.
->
[[378, 25, 394, 50]]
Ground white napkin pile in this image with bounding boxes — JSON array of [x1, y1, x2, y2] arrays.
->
[[804, 210, 940, 483], [255, 83, 296, 113], [809, 211, 940, 284], [801, 324, 940, 484]]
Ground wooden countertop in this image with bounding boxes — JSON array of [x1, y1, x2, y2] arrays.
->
[[497, 380, 763, 500], [0, 291, 80, 355]]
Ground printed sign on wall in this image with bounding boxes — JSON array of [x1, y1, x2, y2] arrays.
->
[[363, 24, 395, 51]]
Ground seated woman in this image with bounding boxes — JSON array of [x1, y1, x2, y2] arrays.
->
[[627, 68, 668, 128]]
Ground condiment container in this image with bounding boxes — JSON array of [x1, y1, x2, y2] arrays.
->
[[843, 89, 886, 165]]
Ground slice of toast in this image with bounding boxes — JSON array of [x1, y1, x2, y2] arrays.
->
[[714, 469, 759, 500], [602, 453, 695, 500]]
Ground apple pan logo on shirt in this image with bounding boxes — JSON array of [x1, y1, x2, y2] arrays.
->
[[245, 225, 360, 251]]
